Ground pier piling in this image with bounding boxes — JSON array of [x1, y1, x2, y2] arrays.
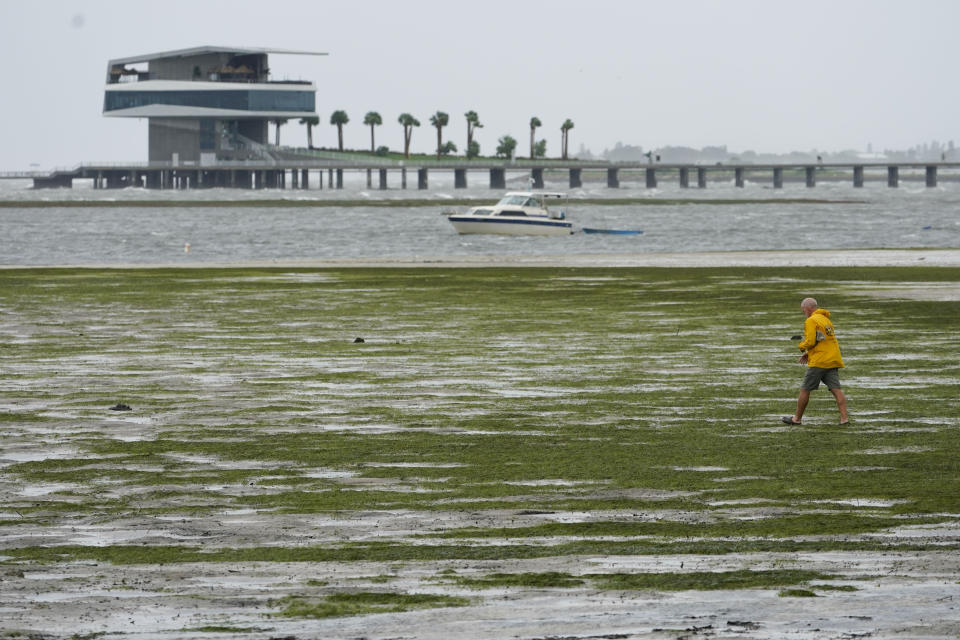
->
[[607, 168, 619, 188], [645, 168, 656, 189], [531, 168, 544, 189], [490, 168, 506, 190]]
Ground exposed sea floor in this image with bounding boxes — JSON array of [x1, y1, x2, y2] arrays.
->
[[1, 267, 959, 639], [1, 175, 959, 266]]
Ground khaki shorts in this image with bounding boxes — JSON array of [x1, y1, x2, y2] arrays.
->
[[801, 366, 842, 391]]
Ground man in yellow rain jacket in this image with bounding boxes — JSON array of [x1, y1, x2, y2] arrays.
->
[[782, 297, 849, 425]]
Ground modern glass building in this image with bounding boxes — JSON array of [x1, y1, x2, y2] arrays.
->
[[103, 46, 325, 164]]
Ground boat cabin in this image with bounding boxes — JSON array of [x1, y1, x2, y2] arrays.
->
[[493, 192, 567, 218]]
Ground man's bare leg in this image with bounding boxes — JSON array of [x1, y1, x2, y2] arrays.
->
[[793, 389, 810, 423], [831, 388, 849, 424]]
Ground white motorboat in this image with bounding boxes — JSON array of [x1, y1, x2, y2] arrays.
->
[[446, 192, 573, 236]]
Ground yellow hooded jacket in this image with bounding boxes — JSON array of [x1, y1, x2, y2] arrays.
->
[[799, 308, 844, 369]]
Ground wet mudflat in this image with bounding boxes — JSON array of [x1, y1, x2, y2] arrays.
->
[[1, 266, 959, 639]]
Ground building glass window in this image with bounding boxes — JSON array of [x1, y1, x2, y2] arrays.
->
[[104, 89, 314, 113]]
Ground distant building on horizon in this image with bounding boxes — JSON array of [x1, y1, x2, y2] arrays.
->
[[103, 46, 325, 164]]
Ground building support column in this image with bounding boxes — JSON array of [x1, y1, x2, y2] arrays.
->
[[531, 168, 544, 189], [569, 168, 582, 188], [926, 165, 937, 187], [379, 168, 388, 190], [607, 168, 619, 188], [489, 168, 506, 190], [366, 168, 372, 188], [853, 165, 864, 188], [328, 169, 334, 187], [418, 168, 428, 190], [645, 168, 657, 189], [697, 167, 707, 188], [805, 166, 816, 188], [291, 169, 299, 189], [401, 168, 407, 189], [773, 167, 783, 189], [735, 167, 745, 188], [301, 169, 309, 190], [887, 166, 899, 188], [679, 167, 689, 188], [336, 168, 343, 189], [454, 168, 467, 189]]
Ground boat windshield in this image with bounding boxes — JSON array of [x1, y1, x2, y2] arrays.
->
[[497, 194, 541, 207]]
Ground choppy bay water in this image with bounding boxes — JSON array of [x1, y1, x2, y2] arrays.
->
[[1, 173, 958, 265]]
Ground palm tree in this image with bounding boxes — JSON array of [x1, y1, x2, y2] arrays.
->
[[430, 111, 449, 158], [529, 117, 542, 159], [560, 119, 575, 160], [465, 110, 483, 153], [496, 135, 517, 159], [299, 116, 320, 149], [272, 118, 288, 146], [398, 113, 420, 158], [363, 111, 382, 153], [330, 110, 349, 151]]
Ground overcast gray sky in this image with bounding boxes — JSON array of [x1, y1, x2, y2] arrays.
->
[[2, 0, 957, 170]]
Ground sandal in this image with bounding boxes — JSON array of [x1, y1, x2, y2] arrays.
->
[[781, 416, 802, 425], [839, 419, 850, 425]]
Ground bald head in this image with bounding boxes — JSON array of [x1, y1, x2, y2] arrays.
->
[[801, 297, 818, 317]]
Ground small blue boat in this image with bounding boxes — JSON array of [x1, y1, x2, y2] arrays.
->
[[582, 228, 643, 235]]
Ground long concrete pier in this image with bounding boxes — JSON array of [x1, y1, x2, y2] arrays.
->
[[3, 161, 959, 190]]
